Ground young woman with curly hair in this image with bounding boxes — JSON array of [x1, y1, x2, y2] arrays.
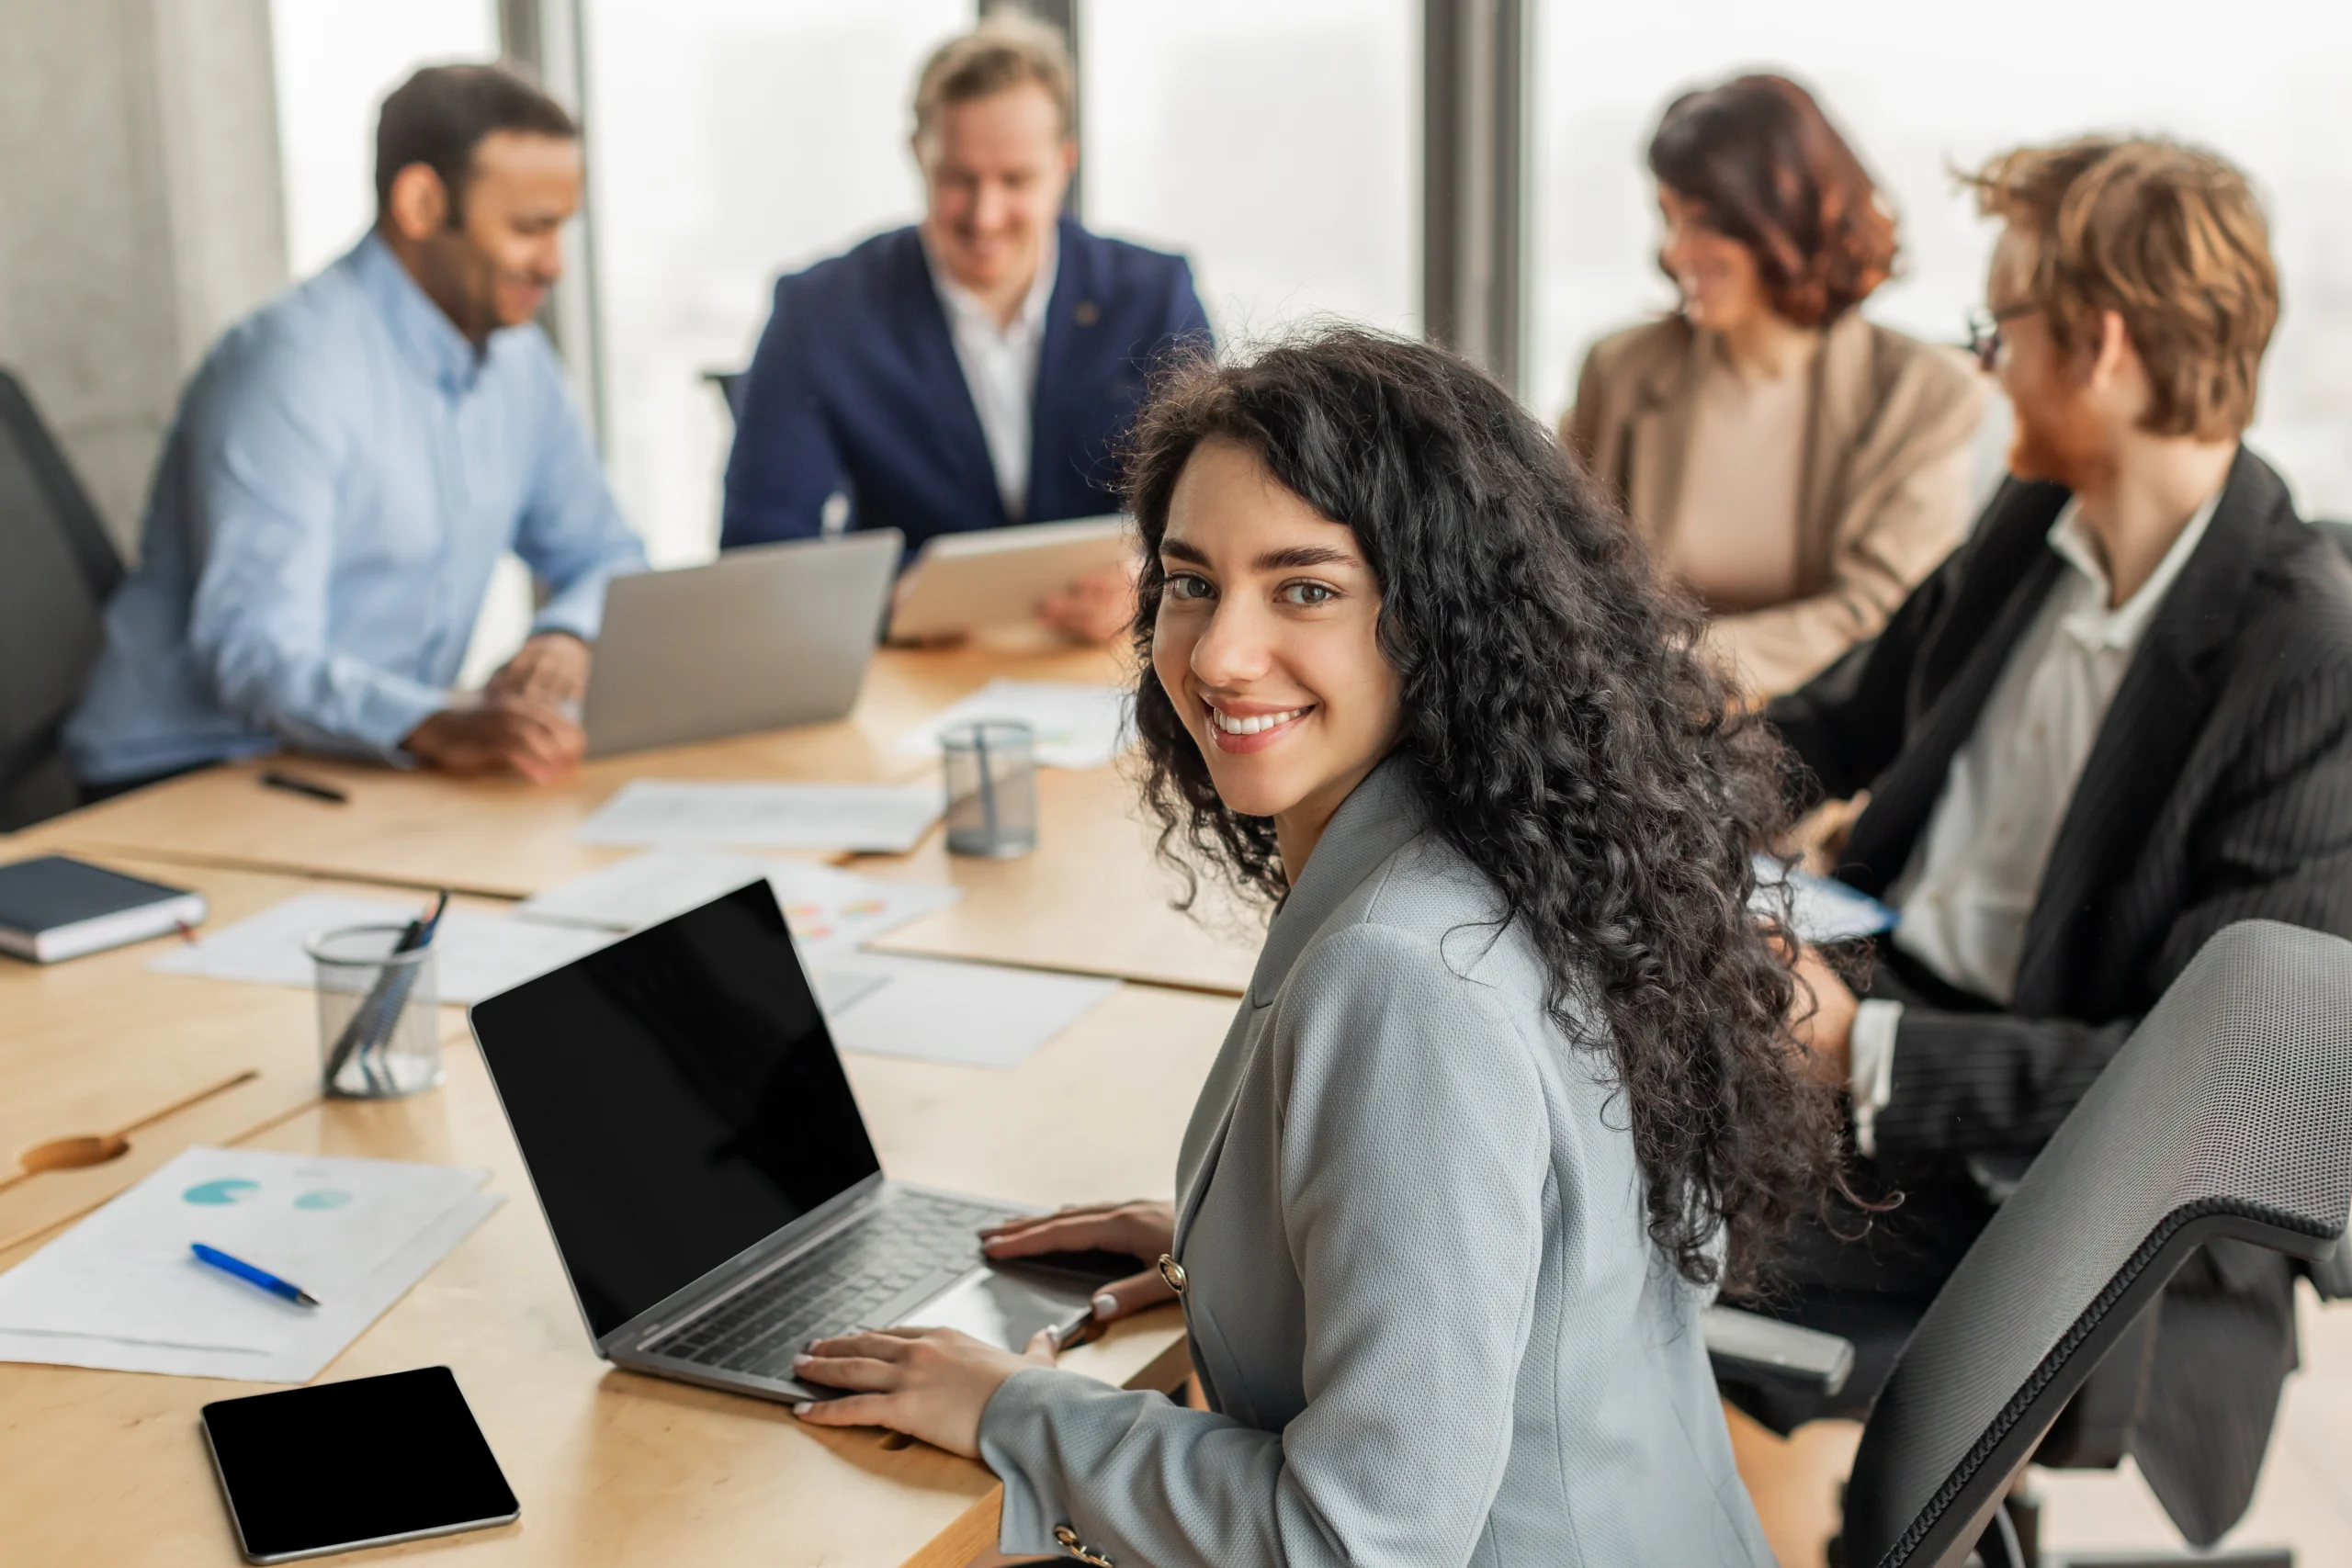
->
[[793, 328, 1840, 1566], [1564, 73, 1987, 698]]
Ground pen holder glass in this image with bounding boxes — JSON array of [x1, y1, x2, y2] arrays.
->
[[943, 720, 1038, 858], [307, 924, 443, 1099]]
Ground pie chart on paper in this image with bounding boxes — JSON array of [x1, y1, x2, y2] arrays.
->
[[182, 1179, 261, 1206]]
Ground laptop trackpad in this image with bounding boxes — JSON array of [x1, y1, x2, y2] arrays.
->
[[895, 1269, 1090, 1351]]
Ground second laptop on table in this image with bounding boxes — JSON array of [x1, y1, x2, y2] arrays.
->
[[582, 530, 901, 758]]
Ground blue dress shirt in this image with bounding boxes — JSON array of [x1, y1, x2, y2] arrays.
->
[[719, 216, 1211, 558], [66, 234, 645, 785]]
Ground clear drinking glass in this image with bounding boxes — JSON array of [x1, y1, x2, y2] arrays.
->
[[307, 924, 443, 1099], [942, 720, 1039, 858]]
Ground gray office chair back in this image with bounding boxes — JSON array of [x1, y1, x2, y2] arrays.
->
[[0, 367, 122, 829], [1840, 920, 2352, 1568]]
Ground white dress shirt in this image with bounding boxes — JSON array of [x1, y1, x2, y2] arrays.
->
[[1848, 489, 2222, 1154], [928, 232, 1057, 523]]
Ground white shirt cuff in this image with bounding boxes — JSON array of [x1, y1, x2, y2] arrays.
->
[[1849, 999, 1904, 1158]]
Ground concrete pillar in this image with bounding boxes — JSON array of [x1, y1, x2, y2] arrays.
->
[[0, 0, 288, 555]]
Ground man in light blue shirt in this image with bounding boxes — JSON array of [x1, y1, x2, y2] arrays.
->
[[68, 64, 643, 791]]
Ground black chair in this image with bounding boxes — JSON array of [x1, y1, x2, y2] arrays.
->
[[1716, 920, 2352, 1568], [0, 367, 123, 830]]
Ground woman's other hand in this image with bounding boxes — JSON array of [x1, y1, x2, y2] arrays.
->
[[978, 1200, 1178, 1324], [790, 1325, 1052, 1457]]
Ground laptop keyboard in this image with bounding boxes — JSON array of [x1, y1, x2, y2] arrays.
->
[[645, 1191, 1011, 1381]]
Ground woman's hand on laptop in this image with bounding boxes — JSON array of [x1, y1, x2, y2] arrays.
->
[[789, 1325, 1053, 1458], [979, 1200, 1180, 1323]]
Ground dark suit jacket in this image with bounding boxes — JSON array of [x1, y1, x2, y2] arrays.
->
[[719, 217, 1211, 555], [1765, 448, 2352, 1540], [1770, 446, 2352, 1159]]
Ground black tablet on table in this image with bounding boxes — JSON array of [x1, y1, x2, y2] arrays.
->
[[200, 1366, 518, 1563]]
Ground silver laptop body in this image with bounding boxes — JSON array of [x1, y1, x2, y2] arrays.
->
[[468, 880, 1103, 1405], [583, 530, 901, 757]]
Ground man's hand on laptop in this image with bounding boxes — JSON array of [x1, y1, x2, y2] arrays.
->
[[788, 1324, 1055, 1458], [485, 630, 592, 705], [403, 693, 585, 784], [1036, 558, 1141, 645], [979, 1200, 1180, 1323]]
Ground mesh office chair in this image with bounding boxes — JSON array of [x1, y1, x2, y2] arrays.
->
[[1709, 920, 2352, 1568], [0, 367, 123, 830]]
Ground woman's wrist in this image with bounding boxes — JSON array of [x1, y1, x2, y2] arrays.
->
[[975, 1357, 1054, 1449]]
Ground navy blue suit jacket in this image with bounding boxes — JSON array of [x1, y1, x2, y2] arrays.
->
[[720, 217, 1211, 554]]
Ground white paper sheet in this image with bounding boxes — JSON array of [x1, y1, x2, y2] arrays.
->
[[516, 852, 960, 958], [0, 1147, 500, 1382], [1750, 855, 1899, 945], [152, 892, 616, 1005], [895, 679, 1133, 771], [820, 953, 1118, 1069], [572, 780, 944, 852]]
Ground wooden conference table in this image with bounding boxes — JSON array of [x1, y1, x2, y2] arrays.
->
[[0, 643, 1260, 1566], [58, 642, 1262, 996]]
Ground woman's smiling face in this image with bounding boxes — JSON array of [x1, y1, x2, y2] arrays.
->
[[1150, 437, 1403, 841]]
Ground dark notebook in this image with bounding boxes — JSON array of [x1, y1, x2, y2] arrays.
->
[[0, 854, 208, 963]]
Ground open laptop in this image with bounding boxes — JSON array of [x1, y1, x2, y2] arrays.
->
[[583, 530, 901, 757], [467, 879, 1112, 1404], [887, 515, 1133, 642]]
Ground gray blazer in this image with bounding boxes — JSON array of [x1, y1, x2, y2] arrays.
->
[[978, 760, 1774, 1565]]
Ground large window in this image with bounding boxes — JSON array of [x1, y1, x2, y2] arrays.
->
[[1529, 0, 2352, 516], [271, 1, 501, 277], [582, 0, 970, 567], [1079, 0, 1419, 344], [581, 0, 1421, 570]]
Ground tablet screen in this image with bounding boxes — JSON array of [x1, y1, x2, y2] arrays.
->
[[201, 1367, 518, 1563]]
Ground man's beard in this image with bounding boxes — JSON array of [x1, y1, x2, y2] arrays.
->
[[2008, 387, 2118, 496]]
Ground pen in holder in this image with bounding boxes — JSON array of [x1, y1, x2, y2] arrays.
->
[[309, 892, 447, 1099], [943, 720, 1038, 858]]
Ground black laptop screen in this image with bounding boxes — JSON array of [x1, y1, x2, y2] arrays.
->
[[469, 882, 881, 1340]]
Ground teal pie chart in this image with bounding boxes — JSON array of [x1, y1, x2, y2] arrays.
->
[[182, 1179, 260, 1206]]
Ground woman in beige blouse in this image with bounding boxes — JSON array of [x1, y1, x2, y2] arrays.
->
[[1565, 73, 1987, 696]]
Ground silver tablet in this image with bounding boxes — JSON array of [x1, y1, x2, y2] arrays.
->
[[888, 515, 1135, 641]]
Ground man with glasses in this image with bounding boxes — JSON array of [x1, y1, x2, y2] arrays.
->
[[1747, 137, 2352, 1541]]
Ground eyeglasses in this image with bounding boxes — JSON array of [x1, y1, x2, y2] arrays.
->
[[1964, 303, 2039, 372]]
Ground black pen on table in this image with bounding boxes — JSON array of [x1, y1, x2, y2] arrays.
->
[[323, 889, 449, 1096], [260, 769, 349, 805]]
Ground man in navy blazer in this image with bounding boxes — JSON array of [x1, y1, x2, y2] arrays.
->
[[721, 17, 1210, 641]]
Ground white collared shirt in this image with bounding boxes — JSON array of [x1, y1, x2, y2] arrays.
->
[[928, 232, 1057, 523], [1848, 488, 2223, 1154]]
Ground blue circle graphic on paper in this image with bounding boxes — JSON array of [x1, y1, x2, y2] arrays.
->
[[293, 1190, 352, 1211], [183, 1179, 260, 1206]]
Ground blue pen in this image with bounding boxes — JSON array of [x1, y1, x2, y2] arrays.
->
[[191, 1244, 322, 1308]]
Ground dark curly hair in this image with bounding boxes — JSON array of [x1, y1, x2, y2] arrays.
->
[[1647, 73, 1897, 328], [1124, 327, 1838, 1292]]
